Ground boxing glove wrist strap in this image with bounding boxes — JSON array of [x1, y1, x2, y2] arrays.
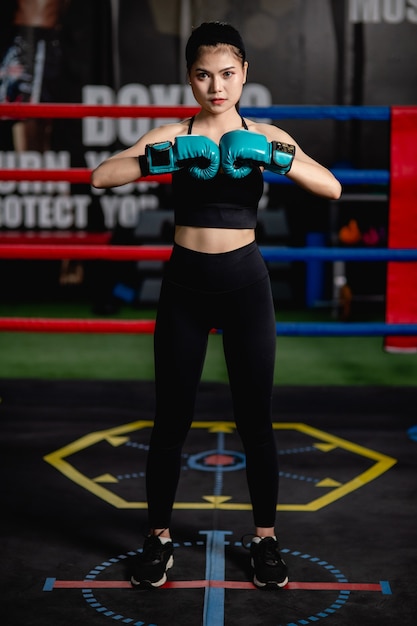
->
[[270, 141, 295, 174], [138, 154, 150, 177]]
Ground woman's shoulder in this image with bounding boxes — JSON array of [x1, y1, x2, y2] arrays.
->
[[243, 119, 294, 143], [145, 118, 192, 142], [130, 118, 192, 153]]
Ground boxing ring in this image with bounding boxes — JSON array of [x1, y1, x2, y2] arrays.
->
[[0, 103, 416, 351]]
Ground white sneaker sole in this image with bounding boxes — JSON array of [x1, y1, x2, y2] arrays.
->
[[253, 573, 289, 588], [251, 557, 288, 588]]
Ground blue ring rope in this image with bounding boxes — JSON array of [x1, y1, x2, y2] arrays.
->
[[214, 323, 417, 337], [272, 323, 417, 337], [240, 105, 390, 120], [260, 247, 417, 262], [263, 169, 389, 185]]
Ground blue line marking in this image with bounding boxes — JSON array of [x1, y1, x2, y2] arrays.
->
[[43, 578, 55, 591], [380, 581, 392, 595], [200, 530, 232, 626], [279, 471, 320, 483], [279, 446, 318, 455], [407, 425, 417, 442], [214, 432, 225, 495]]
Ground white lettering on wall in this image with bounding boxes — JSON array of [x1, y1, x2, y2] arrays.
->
[[100, 194, 159, 229], [349, 0, 417, 22], [82, 85, 116, 146], [0, 195, 90, 229], [117, 83, 151, 145], [407, 0, 417, 21], [0, 151, 70, 194]]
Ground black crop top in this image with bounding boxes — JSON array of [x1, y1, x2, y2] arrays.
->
[[172, 116, 263, 229]]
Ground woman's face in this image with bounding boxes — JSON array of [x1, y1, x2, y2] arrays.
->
[[188, 45, 248, 114]]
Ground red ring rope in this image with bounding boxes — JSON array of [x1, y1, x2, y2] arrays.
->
[[0, 169, 170, 183], [0, 245, 172, 261], [0, 318, 156, 333], [0, 318, 219, 334], [0, 103, 200, 119]]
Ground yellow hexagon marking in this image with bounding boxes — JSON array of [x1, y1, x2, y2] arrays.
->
[[316, 478, 342, 488], [94, 474, 119, 483], [43, 420, 397, 512]]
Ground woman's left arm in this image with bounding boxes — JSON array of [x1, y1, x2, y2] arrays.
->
[[255, 122, 342, 200], [286, 142, 342, 200]]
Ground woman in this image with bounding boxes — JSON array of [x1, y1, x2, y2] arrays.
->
[[91, 21, 342, 590]]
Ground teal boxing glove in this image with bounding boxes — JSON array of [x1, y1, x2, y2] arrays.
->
[[220, 129, 295, 179], [139, 135, 220, 180]]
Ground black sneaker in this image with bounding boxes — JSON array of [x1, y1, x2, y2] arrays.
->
[[249, 537, 288, 589], [131, 535, 174, 588]]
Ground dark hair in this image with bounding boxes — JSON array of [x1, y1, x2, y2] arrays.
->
[[185, 22, 246, 70]]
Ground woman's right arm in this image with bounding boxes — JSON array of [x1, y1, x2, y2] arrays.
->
[[91, 122, 186, 189], [90, 146, 144, 189]]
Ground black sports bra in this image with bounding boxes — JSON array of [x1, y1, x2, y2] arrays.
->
[[172, 116, 263, 229]]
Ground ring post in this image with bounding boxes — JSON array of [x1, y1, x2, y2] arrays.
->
[[305, 232, 326, 308], [384, 106, 417, 353]]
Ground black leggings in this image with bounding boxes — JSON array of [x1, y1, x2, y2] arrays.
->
[[146, 241, 279, 529]]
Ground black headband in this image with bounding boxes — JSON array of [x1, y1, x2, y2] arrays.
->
[[185, 22, 246, 69]]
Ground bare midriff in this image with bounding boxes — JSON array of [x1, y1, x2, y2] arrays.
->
[[174, 226, 255, 254]]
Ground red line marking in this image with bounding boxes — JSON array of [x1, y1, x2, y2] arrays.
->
[[54, 580, 132, 589], [165, 581, 254, 589], [51, 580, 384, 592], [287, 582, 383, 592]]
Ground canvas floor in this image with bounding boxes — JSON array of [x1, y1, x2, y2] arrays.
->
[[1, 379, 416, 626]]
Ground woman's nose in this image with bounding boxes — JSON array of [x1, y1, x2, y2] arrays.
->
[[211, 76, 222, 92]]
